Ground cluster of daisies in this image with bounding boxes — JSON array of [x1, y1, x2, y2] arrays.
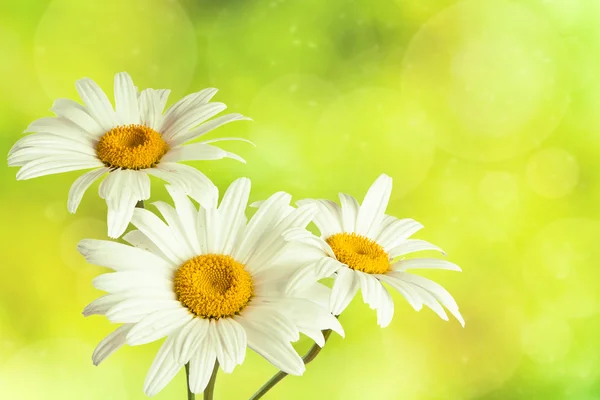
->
[[8, 72, 463, 398]]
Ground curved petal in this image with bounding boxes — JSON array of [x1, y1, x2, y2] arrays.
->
[[215, 178, 250, 255], [15, 155, 103, 180], [376, 218, 424, 251], [77, 238, 176, 273], [99, 170, 151, 238], [392, 258, 461, 272], [127, 308, 193, 346], [330, 267, 359, 315], [92, 324, 134, 366], [146, 163, 218, 209], [170, 113, 251, 147], [162, 143, 245, 164], [114, 72, 140, 125], [355, 174, 393, 239], [388, 239, 445, 259], [188, 338, 217, 394], [51, 98, 105, 137], [338, 193, 359, 233], [68, 167, 109, 213], [296, 199, 342, 238], [143, 335, 183, 397], [75, 77, 118, 131]]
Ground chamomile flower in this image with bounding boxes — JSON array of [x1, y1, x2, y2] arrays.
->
[[8, 72, 251, 238], [285, 174, 464, 328], [79, 178, 343, 397]]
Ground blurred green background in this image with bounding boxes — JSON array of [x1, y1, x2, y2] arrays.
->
[[1, 0, 599, 398]]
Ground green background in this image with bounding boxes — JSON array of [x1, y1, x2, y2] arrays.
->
[[1, 0, 599, 398]]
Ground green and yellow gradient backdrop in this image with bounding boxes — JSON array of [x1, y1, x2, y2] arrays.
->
[[1, 0, 599, 398]]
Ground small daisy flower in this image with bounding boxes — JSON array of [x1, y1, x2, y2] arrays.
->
[[8, 72, 251, 238], [285, 174, 464, 328], [78, 178, 343, 397]]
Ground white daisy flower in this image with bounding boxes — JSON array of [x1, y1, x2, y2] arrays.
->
[[285, 174, 464, 328], [8, 72, 251, 238], [78, 178, 343, 397]]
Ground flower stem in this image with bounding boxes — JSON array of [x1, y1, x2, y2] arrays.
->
[[185, 363, 195, 400], [204, 360, 219, 400], [249, 329, 333, 400]]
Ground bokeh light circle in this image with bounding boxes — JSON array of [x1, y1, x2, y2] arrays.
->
[[401, 0, 570, 162], [313, 87, 436, 200], [479, 171, 519, 209], [0, 339, 128, 399], [526, 148, 579, 199], [34, 0, 197, 100], [521, 314, 572, 364], [523, 218, 600, 319]]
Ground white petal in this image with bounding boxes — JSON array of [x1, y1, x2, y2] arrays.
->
[[51, 98, 104, 137], [388, 239, 445, 259], [165, 185, 201, 254], [232, 192, 291, 264], [114, 72, 140, 125], [376, 218, 424, 251], [160, 88, 219, 139], [236, 315, 305, 376], [99, 170, 150, 238], [376, 274, 423, 312], [355, 174, 393, 239], [392, 258, 462, 272], [338, 193, 360, 233], [162, 102, 226, 142], [296, 199, 342, 239], [170, 113, 252, 147], [285, 257, 342, 295], [356, 272, 394, 327], [279, 298, 345, 340], [330, 267, 359, 315], [122, 229, 168, 259], [162, 142, 244, 164], [15, 155, 103, 180], [24, 117, 98, 145], [173, 318, 210, 364], [131, 207, 188, 265], [246, 204, 318, 274], [388, 272, 464, 326], [78, 238, 175, 273], [216, 178, 250, 255], [188, 338, 217, 394], [212, 319, 247, 373], [92, 271, 172, 294], [138, 89, 160, 130], [67, 167, 109, 213], [106, 298, 182, 323], [8, 147, 96, 167], [145, 163, 218, 209], [83, 294, 126, 317], [152, 201, 197, 259], [75, 77, 118, 131], [92, 324, 134, 366], [127, 308, 193, 346], [143, 335, 183, 397]]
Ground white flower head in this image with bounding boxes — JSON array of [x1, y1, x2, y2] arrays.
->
[[286, 174, 464, 328], [78, 178, 343, 397], [8, 72, 252, 238]]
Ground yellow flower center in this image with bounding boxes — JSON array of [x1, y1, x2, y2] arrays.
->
[[173, 254, 253, 319], [326, 232, 390, 274], [96, 124, 169, 170]]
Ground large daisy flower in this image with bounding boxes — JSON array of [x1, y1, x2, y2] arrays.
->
[[78, 178, 343, 396], [8, 72, 250, 238], [285, 174, 464, 328]]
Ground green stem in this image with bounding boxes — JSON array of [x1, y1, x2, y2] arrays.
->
[[249, 329, 333, 400], [185, 363, 195, 400], [204, 360, 219, 400]]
